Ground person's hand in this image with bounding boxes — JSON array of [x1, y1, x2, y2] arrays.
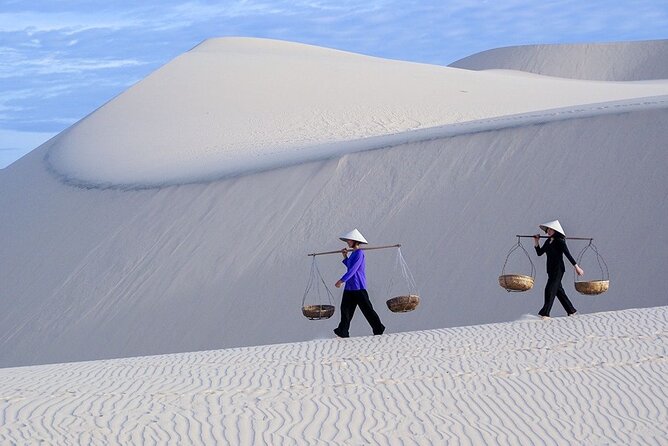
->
[[335, 280, 344, 288], [575, 265, 584, 276], [341, 248, 348, 259], [533, 234, 540, 246]]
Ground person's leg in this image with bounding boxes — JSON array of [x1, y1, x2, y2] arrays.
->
[[356, 289, 385, 335], [539, 272, 562, 317], [335, 290, 357, 337], [556, 283, 577, 315]]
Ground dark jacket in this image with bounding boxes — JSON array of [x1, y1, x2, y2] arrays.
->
[[535, 235, 577, 275]]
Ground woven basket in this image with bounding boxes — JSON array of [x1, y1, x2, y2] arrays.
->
[[386, 295, 420, 313], [302, 304, 335, 320], [575, 280, 609, 295], [498, 274, 534, 292]]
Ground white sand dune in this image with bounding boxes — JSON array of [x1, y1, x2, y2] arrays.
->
[[45, 38, 668, 187], [1, 38, 668, 369], [450, 39, 668, 81], [0, 307, 666, 445]]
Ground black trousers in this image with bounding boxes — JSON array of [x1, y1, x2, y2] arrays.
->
[[334, 289, 385, 337], [539, 270, 577, 317]]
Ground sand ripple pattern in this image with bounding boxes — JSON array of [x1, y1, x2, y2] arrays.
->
[[1, 307, 666, 445]]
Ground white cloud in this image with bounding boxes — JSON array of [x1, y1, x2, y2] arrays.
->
[[0, 2, 295, 35], [0, 51, 146, 78], [2, 2, 665, 52], [0, 11, 141, 34], [25, 56, 145, 74]]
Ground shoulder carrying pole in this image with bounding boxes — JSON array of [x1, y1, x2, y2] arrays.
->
[[308, 244, 401, 257], [516, 235, 593, 241]]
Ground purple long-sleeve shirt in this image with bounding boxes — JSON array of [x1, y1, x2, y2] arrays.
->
[[341, 249, 366, 291]]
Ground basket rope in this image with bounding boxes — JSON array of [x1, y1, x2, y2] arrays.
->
[[501, 238, 536, 277], [302, 256, 335, 308], [386, 247, 418, 298], [500, 237, 536, 292], [574, 240, 610, 282]]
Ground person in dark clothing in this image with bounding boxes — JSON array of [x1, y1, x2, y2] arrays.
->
[[333, 229, 385, 338], [534, 220, 584, 319]]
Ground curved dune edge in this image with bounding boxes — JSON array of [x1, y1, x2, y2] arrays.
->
[[44, 37, 668, 188], [0, 307, 666, 444], [450, 39, 668, 81], [45, 94, 668, 190]]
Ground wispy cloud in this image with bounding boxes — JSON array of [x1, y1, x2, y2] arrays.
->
[[0, 55, 144, 78], [0, 12, 137, 35]]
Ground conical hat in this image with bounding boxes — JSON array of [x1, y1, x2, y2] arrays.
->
[[539, 220, 565, 236], [339, 228, 368, 244]]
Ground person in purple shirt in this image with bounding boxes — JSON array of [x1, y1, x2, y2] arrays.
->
[[333, 229, 385, 338]]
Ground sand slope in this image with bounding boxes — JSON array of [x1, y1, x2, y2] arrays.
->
[[450, 39, 668, 81], [0, 307, 666, 445], [1, 39, 668, 368], [1, 102, 667, 368]]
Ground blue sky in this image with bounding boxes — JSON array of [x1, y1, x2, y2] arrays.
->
[[1, 0, 667, 168]]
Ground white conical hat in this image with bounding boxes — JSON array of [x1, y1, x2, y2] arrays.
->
[[539, 220, 565, 236], [339, 228, 368, 244]]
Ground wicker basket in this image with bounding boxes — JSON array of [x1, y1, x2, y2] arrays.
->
[[498, 274, 534, 292], [386, 295, 420, 313], [302, 304, 335, 320], [575, 280, 609, 295]]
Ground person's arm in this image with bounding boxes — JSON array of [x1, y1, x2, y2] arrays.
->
[[340, 251, 363, 283], [561, 239, 577, 266], [336, 251, 363, 288], [340, 249, 349, 269], [533, 234, 545, 256], [560, 239, 584, 276]]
